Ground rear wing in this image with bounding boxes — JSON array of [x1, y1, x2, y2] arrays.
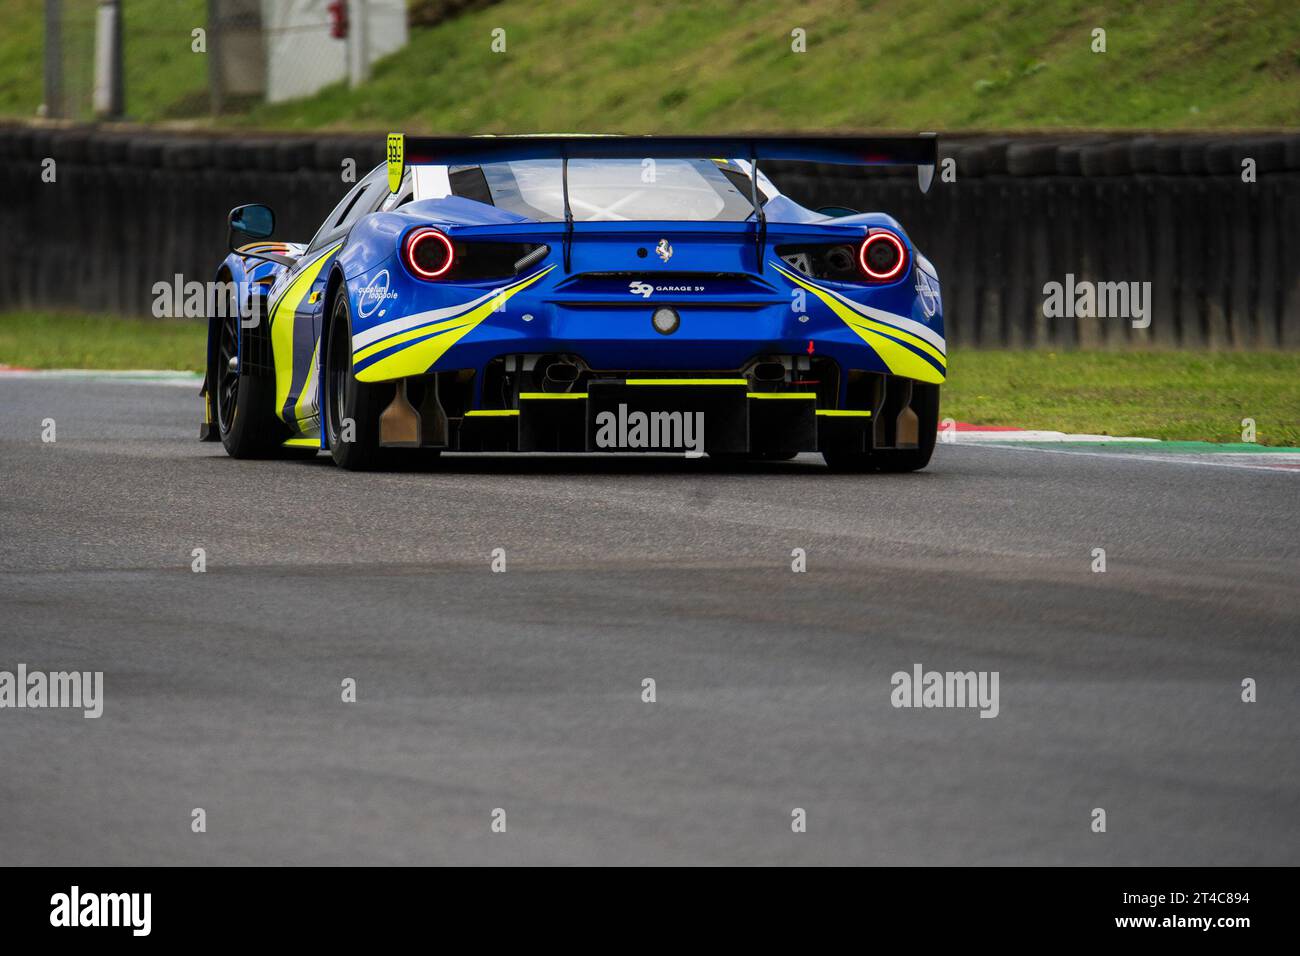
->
[[385, 132, 939, 270], [388, 133, 938, 189]]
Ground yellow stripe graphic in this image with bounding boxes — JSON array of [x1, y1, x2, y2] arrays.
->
[[352, 315, 477, 364], [773, 263, 946, 384], [292, 339, 319, 424], [355, 267, 554, 382], [269, 244, 342, 421]]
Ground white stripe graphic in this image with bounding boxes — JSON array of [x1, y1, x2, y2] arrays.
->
[[773, 261, 947, 354], [350, 268, 550, 352], [300, 345, 319, 413], [351, 289, 499, 351]]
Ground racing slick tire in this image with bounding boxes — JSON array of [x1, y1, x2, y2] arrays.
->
[[324, 292, 392, 471], [214, 293, 309, 459], [822, 384, 940, 473]]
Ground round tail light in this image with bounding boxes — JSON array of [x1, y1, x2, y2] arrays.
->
[[859, 232, 906, 281], [404, 228, 455, 279]]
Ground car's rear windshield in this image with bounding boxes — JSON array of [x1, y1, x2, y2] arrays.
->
[[448, 158, 757, 222]]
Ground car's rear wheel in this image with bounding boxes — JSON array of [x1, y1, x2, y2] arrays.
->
[[324, 291, 392, 470], [823, 383, 940, 473], [216, 291, 300, 459]]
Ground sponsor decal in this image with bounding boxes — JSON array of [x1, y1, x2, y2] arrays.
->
[[915, 269, 940, 318], [628, 281, 706, 298], [357, 269, 397, 319]]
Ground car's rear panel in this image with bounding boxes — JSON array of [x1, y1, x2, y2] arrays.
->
[[342, 216, 944, 456]]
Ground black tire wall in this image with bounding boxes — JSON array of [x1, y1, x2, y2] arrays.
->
[[1, 125, 1296, 348]]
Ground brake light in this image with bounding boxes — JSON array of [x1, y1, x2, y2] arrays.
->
[[858, 231, 906, 282], [403, 228, 455, 279]]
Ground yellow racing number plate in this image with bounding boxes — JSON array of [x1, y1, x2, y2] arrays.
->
[[386, 133, 404, 193]]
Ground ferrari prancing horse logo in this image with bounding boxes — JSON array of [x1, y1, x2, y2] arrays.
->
[[655, 238, 673, 263]]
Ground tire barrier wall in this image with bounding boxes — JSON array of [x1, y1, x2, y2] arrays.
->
[[2, 125, 1297, 348]]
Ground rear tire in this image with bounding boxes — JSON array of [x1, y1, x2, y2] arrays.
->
[[215, 293, 303, 459], [324, 292, 392, 471], [823, 383, 939, 473]]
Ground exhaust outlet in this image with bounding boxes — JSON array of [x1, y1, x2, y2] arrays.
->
[[542, 362, 581, 392], [751, 361, 787, 383]]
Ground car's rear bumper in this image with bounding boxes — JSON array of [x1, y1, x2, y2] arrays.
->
[[376, 376, 927, 456]]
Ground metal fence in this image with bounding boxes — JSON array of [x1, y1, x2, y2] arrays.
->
[[1, 125, 1297, 349], [38, 0, 407, 122]]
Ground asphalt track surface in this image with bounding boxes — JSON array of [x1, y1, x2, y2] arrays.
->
[[1, 377, 1296, 866]]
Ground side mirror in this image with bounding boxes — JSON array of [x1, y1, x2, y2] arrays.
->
[[230, 203, 275, 239], [227, 204, 296, 267]]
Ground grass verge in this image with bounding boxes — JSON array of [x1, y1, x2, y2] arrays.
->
[[0, 312, 207, 373], [3, 1, 1297, 129], [235, 0, 1300, 132], [2, 312, 1296, 445], [942, 351, 1300, 446]]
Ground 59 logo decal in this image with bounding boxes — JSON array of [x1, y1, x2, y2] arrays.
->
[[628, 281, 706, 298]]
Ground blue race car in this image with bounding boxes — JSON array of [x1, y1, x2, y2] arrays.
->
[[201, 134, 945, 470]]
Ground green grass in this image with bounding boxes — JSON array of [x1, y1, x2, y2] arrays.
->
[[4, 312, 1297, 445], [1, 0, 207, 121], [234, 0, 1300, 132], [0, 312, 206, 372], [942, 351, 1300, 445], [3, 0, 1297, 128]]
